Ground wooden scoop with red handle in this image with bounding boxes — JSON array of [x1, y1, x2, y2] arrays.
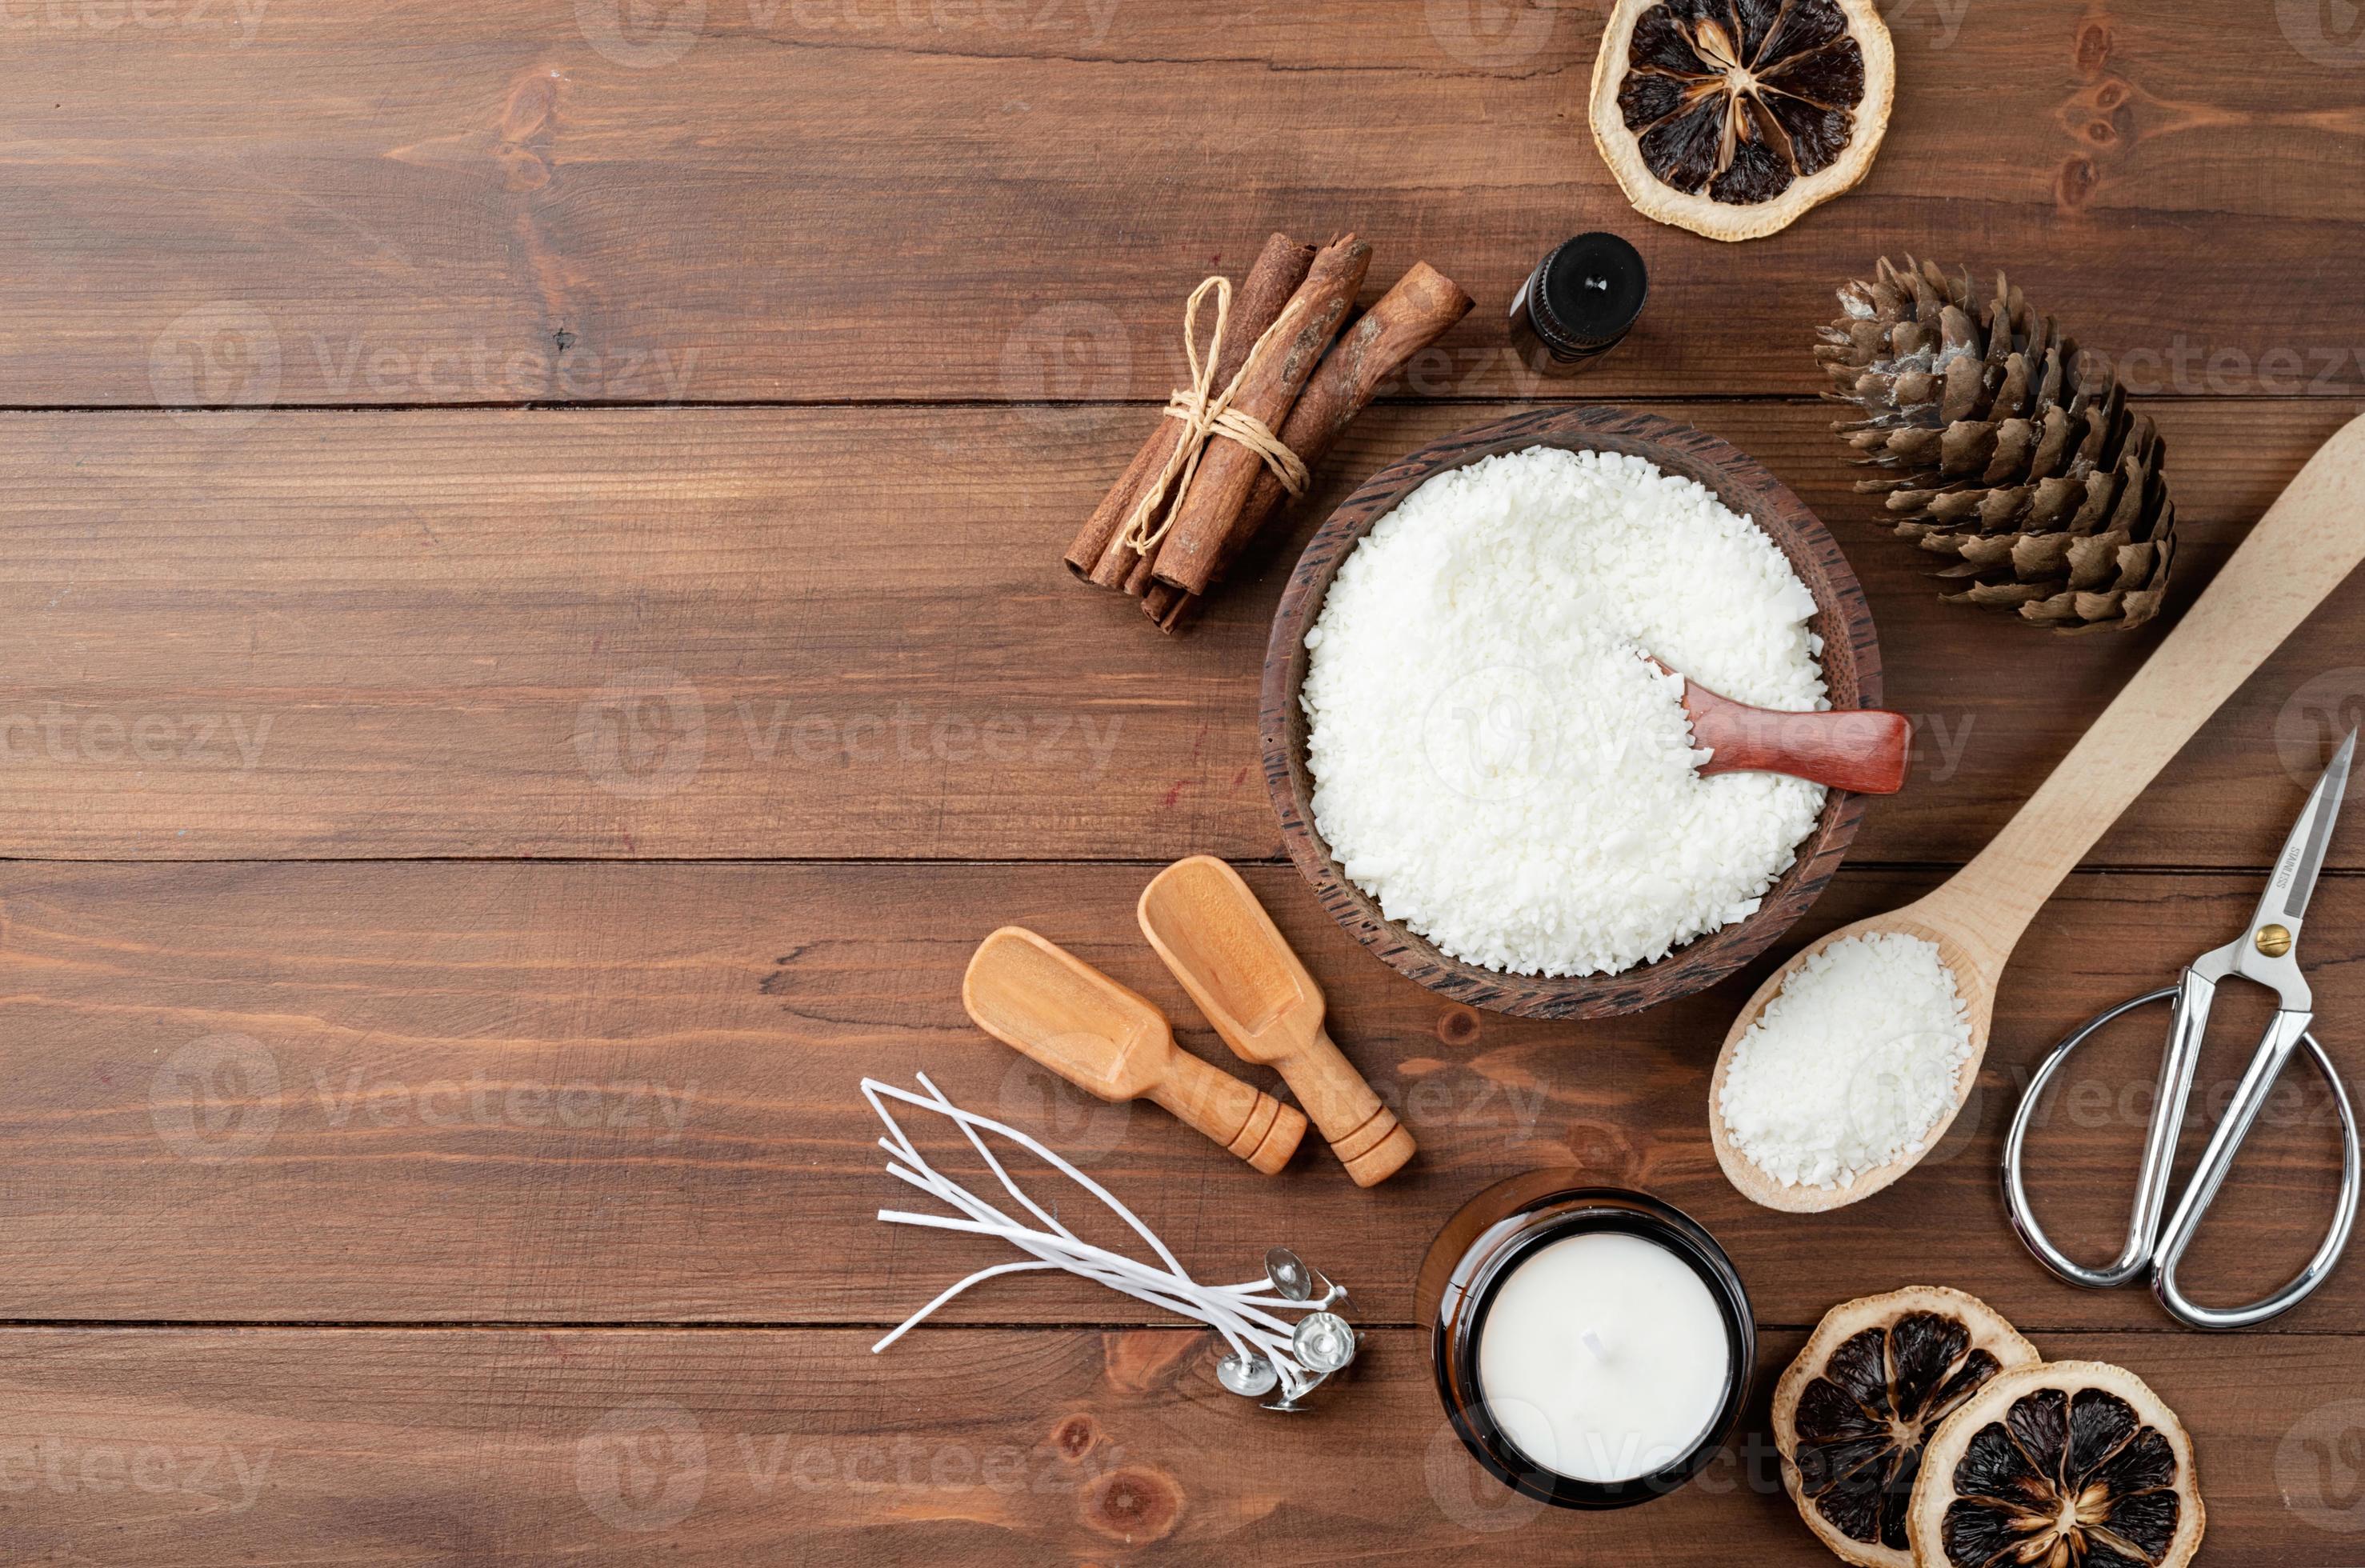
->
[[1647, 656, 1912, 794], [1138, 857, 1415, 1187], [962, 927, 1306, 1174]]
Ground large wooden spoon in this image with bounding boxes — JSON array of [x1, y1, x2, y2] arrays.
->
[[1710, 412, 2365, 1213]]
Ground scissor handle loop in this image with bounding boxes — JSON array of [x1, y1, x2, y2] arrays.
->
[[2003, 987, 2361, 1328], [2002, 986, 2181, 1290], [2153, 1027, 2360, 1330]]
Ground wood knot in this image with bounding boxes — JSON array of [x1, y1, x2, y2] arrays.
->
[[494, 145, 552, 192], [1051, 1414, 1098, 1462], [1436, 1006, 1482, 1047], [1560, 1118, 1639, 1177], [2073, 18, 2111, 75], [2058, 77, 2136, 154], [460, 67, 560, 190], [1101, 1328, 1199, 1393], [2055, 155, 2099, 210], [1081, 1466, 1182, 1544], [503, 70, 559, 140]]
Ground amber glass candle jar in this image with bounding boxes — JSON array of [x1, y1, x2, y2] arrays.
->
[[1417, 1173, 1754, 1509]]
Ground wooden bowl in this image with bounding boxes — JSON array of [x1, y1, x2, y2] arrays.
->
[[1259, 405, 1883, 1020]]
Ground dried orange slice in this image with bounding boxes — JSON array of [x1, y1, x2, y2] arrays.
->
[[1773, 1286, 2039, 1567], [1909, 1360, 2204, 1568], [1590, 0, 1895, 241]]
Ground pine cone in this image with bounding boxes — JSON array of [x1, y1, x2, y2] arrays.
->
[[1815, 256, 2175, 631]]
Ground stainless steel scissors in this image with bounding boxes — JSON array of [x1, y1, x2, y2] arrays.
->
[[2003, 730, 2363, 1329]]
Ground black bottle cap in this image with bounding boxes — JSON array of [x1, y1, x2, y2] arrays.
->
[[1516, 233, 1649, 359]]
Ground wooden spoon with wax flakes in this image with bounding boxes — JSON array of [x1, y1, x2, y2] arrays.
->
[[1709, 411, 2365, 1214], [1646, 655, 1911, 794]]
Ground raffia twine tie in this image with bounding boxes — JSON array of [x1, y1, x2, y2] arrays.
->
[[1118, 275, 1311, 557]]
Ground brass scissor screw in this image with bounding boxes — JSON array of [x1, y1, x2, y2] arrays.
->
[[2257, 924, 2294, 958]]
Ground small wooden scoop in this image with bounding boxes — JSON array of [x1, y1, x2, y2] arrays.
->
[[1709, 410, 2365, 1213], [1138, 857, 1415, 1187], [1648, 657, 1911, 794], [962, 927, 1306, 1174]]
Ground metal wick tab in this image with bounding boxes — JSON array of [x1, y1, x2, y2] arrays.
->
[[1219, 1353, 1280, 1398], [1215, 1249, 1355, 1410]]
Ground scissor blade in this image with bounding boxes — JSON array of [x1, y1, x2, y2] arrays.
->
[[2269, 726, 2357, 928]]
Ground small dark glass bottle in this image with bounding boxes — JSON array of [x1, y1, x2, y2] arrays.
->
[[1507, 234, 1650, 375]]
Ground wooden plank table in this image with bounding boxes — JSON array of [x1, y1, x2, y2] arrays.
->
[[1, 1, 2361, 1560]]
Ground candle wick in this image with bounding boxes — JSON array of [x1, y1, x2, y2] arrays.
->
[[1580, 1329, 1610, 1363]]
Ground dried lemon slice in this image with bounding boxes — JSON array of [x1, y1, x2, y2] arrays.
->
[[1909, 1360, 2205, 1568], [1589, 0, 1895, 242], [1774, 1286, 2040, 1567]]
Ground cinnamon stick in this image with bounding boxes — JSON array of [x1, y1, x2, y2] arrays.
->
[[1100, 516, 1159, 594], [1146, 261, 1474, 632], [1062, 232, 1315, 586], [1148, 234, 1373, 598], [1122, 547, 1159, 598], [1082, 235, 1315, 590]]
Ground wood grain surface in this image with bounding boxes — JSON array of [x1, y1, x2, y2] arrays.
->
[[0, 858, 2355, 1334], [0, 398, 2359, 863], [0, 1326, 2352, 1563], [2, 2, 2361, 406], [0, 1324, 2346, 1568], [4, 0, 2364, 1559]]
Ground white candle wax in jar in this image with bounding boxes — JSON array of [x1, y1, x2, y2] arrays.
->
[[1475, 1230, 1732, 1483]]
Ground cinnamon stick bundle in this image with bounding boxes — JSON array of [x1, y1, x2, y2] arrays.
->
[[1145, 261, 1474, 632], [1146, 234, 1373, 597], [1063, 232, 1315, 589]]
